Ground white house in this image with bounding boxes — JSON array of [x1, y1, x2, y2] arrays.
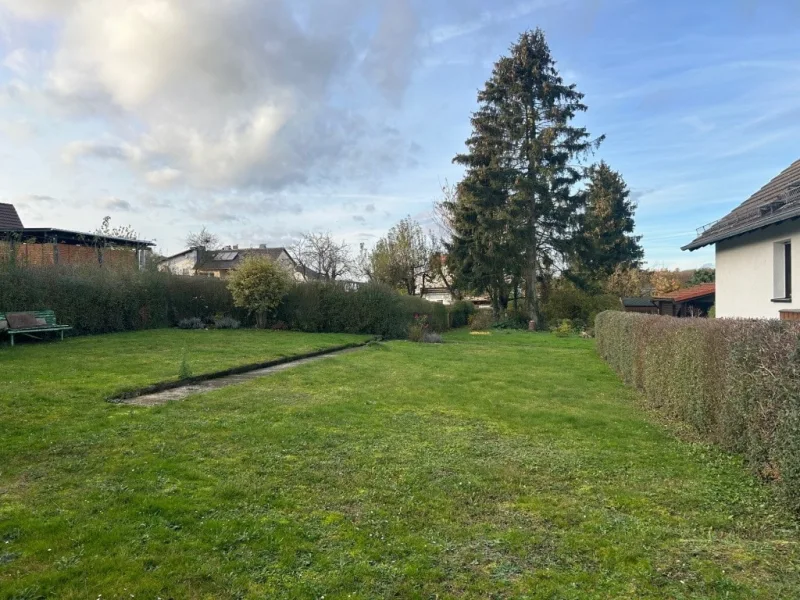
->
[[159, 245, 318, 282], [683, 159, 800, 319]]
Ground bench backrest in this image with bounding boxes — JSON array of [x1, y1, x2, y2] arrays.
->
[[0, 310, 59, 326]]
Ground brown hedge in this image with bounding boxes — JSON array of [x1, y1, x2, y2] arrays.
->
[[596, 311, 800, 511]]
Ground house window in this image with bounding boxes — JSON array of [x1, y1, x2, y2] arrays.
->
[[773, 240, 792, 301]]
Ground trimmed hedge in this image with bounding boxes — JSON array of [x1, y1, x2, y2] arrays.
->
[[0, 263, 242, 335], [0, 264, 451, 339], [276, 282, 448, 338], [596, 311, 800, 511]]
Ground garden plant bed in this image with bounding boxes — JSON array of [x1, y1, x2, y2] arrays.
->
[[1, 329, 799, 598]]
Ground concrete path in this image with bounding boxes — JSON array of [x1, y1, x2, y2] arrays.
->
[[118, 346, 365, 407]]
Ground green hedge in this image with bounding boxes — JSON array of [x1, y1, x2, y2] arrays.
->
[[0, 263, 242, 335], [542, 283, 619, 330], [449, 300, 476, 328], [596, 311, 800, 511], [0, 264, 450, 339], [276, 282, 448, 338]]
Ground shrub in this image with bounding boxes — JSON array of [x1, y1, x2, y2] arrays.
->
[[408, 315, 428, 342], [177, 317, 205, 330], [0, 261, 240, 336], [551, 319, 574, 337], [542, 281, 618, 331], [469, 310, 494, 331], [595, 311, 800, 512], [0, 260, 447, 340], [276, 282, 448, 339], [228, 257, 292, 328], [493, 308, 528, 330], [214, 316, 240, 329], [449, 300, 475, 328]]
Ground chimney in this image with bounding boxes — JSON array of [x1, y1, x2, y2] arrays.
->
[[233, 244, 239, 250]]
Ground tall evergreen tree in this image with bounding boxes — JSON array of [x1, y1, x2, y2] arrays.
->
[[451, 29, 602, 325], [574, 161, 643, 285], [449, 98, 520, 317]]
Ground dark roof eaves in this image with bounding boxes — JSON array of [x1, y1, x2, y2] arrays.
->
[[682, 208, 800, 251], [0, 227, 155, 247]]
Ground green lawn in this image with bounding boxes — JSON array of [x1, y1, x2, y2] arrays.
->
[[1, 330, 798, 598]]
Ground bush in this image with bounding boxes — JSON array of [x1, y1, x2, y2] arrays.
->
[[469, 310, 494, 331], [408, 315, 428, 343], [595, 311, 800, 512], [449, 300, 475, 328], [493, 308, 528, 330], [177, 317, 205, 329], [276, 282, 448, 339], [228, 257, 292, 328], [214, 316, 240, 329], [551, 319, 574, 337], [0, 261, 241, 336], [542, 281, 619, 331], [0, 260, 448, 340]]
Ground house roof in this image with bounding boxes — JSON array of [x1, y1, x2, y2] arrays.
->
[[162, 247, 199, 261], [0, 203, 23, 229], [0, 227, 154, 248], [195, 247, 289, 271], [621, 297, 656, 308], [656, 283, 716, 303], [684, 159, 800, 251]]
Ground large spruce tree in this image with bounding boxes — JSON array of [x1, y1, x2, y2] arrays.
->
[[451, 29, 602, 325], [449, 96, 520, 317], [574, 161, 644, 285]]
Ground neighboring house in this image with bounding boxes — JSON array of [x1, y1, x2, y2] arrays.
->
[[420, 271, 456, 305], [683, 159, 800, 319], [159, 245, 315, 281], [622, 283, 716, 317], [0, 202, 154, 270]]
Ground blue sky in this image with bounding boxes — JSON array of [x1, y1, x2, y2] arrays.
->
[[0, 0, 798, 266]]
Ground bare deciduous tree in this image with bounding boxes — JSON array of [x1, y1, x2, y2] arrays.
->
[[290, 232, 352, 281], [96, 216, 139, 241], [430, 182, 460, 299], [186, 227, 220, 250]]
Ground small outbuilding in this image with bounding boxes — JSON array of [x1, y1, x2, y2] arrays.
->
[[0, 203, 154, 270]]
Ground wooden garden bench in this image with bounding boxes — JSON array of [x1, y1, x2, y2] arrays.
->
[[0, 310, 72, 346]]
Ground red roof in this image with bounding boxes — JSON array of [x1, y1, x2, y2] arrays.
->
[[659, 282, 716, 303]]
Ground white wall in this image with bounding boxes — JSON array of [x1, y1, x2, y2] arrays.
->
[[715, 219, 799, 319], [159, 249, 198, 276]]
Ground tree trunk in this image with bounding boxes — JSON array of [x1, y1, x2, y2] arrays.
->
[[491, 286, 501, 321], [526, 200, 540, 328]]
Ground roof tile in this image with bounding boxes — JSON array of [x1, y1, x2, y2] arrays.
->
[[684, 159, 800, 250]]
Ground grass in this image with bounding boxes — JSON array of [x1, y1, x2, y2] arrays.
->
[[1, 329, 798, 598]]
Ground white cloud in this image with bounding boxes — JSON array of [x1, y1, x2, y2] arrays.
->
[[61, 139, 142, 165], [4, 0, 421, 191], [145, 167, 182, 187], [0, 0, 70, 20], [99, 196, 133, 211], [3, 48, 43, 76], [428, 0, 568, 45]]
